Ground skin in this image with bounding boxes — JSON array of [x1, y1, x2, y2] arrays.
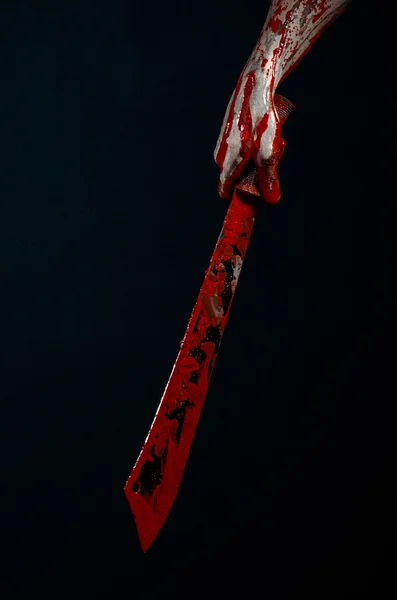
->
[[214, 0, 352, 203]]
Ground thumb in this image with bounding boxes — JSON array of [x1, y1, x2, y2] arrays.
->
[[256, 138, 286, 204]]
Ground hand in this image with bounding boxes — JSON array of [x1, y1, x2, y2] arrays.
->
[[214, 0, 350, 202], [214, 67, 293, 203]]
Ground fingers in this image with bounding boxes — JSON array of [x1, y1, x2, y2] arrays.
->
[[256, 156, 281, 204], [215, 80, 294, 200], [255, 138, 286, 204], [217, 136, 287, 203], [217, 144, 252, 199], [215, 95, 290, 202]]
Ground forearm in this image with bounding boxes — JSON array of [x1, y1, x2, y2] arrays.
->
[[252, 0, 351, 89]]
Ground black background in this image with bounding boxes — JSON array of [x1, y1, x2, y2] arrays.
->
[[1, 1, 396, 597]]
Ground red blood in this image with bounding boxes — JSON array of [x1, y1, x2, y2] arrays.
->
[[254, 112, 270, 150], [238, 71, 256, 146], [268, 16, 283, 33]]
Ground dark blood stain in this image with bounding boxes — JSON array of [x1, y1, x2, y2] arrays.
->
[[189, 370, 199, 384], [165, 400, 194, 445], [124, 190, 257, 551], [203, 325, 222, 352], [189, 346, 207, 366], [231, 244, 242, 257], [135, 447, 164, 498], [220, 259, 234, 315], [193, 316, 201, 333]]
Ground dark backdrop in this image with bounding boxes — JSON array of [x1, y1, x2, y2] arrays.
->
[[1, 1, 396, 598]]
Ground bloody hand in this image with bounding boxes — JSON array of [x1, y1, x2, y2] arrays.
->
[[214, 0, 351, 202]]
